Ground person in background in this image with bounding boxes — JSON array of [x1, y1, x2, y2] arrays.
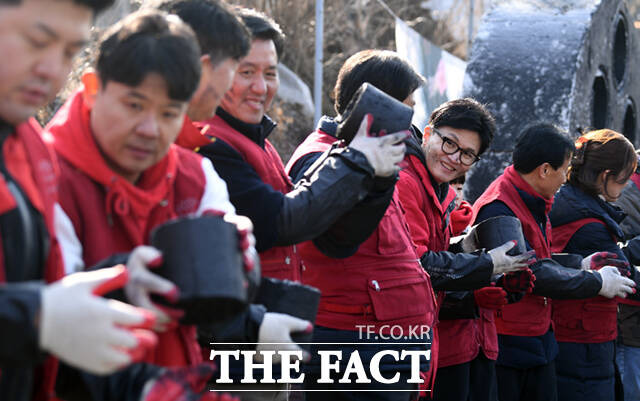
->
[[613, 150, 640, 401], [473, 122, 636, 401], [449, 173, 473, 235], [549, 130, 640, 401]]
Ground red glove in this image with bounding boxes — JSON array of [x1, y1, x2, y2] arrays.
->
[[500, 268, 536, 293], [582, 251, 630, 275], [474, 285, 508, 309], [143, 364, 239, 401]]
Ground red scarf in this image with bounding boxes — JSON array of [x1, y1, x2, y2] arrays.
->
[[46, 90, 179, 246]]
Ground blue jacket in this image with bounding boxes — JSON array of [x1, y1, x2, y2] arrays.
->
[[549, 184, 626, 259]]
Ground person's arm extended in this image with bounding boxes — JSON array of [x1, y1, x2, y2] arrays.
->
[[199, 141, 375, 254], [289, 150, 396, 258]]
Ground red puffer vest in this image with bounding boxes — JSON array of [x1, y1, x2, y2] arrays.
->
[[397, 154, 498, 368], [47, 91, 206, 367], [0, 119, 63, 401], [197, 115, 303, 282], [285, 130, 437, 333], [551, 218, 618, 343], [473, 165, 553, 337]]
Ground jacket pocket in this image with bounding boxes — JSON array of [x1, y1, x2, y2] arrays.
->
[[499, 295, 547, 324], [582, 300, 617, 332], [367, 273, 432, 321]]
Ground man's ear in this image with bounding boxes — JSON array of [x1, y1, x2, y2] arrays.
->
[[539, 162, 551, 178], [81, 71, 100, 108], [199, 54, 212, 79]]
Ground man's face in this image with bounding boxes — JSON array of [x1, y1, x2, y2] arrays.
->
[[188, 56, 238, 121], [220, 39, 279, 124], [90, 73, 188, 183], [0, 0, 92, 125], [423, 126, 481, 185], [539, 155, 571, 199]]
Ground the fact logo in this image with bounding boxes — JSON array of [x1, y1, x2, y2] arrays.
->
[[209, 347, 430, 386]]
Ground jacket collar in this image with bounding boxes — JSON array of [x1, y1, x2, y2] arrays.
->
[[550, 184, 626, 238], [216, 107, 276, 148]]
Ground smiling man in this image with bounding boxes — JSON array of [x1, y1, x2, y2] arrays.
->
[[396, 98, 537, 401], [183, 8, 407, 284]]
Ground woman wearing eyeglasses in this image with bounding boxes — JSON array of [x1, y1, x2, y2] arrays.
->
[[396, 98, 538, 401]]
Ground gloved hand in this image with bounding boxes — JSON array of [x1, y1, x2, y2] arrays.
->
[[142, 364, 239, 401], [597, 265, 636, 298], [256, 312, 313, 363], [126, 246, 181, 331], [488, 241, 537, 275], [222, 213, 260, 276], [349, 114, 409, 177], [582, 251, 630, 275], [39, 266, 158, 375], [474, 285, 508, 309], [498, 268, 536, 293]]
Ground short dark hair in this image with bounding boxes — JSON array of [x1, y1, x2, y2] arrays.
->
[[150, 0, 250, 65], [568, 129, 637, 197], [451, 174, 466, 185], [235, 7, 285, 59], [0, 0, 114, 13], [96, 10, 201, 101], [333, 49, 425, 115], [429, 98, 496, 155], [513, 122, 575, 174]]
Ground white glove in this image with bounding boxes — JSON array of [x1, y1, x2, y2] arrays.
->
[[125, 246, 178, 331], [256, 312, 312, 363], [487, 241, 536, 275], [597, 265, 636, 298], [39, 266, 157, 375], [349, 114, 408, 177]]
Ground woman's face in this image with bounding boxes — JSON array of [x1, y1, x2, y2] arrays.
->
[[600, 170, 629, 202]]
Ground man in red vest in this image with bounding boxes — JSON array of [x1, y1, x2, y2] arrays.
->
[[473, 123, 635, 401], [177, 8, 407, 283], [44, 10, 258, 401], [0, 1, 168, 400], [396, 98, 536, 401]]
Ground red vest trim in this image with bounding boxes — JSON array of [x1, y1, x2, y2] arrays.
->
[[287, 130, 437, 333], [551, 217, 618, 343], [201, 115, 302, 281], [473, 165, 552, 337]]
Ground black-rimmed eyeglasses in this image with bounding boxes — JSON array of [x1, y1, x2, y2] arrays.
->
[[433, 128, 480, 166]]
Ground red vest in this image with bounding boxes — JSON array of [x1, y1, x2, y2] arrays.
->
[[473, 165, 552, 337], [551, 218, 618, 343], [397, 154, 498, 368], [0, 119, 63, 401], [47, 92, 205, 367], [200, 115, 303, 281], [285, 130, 437, 333]]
